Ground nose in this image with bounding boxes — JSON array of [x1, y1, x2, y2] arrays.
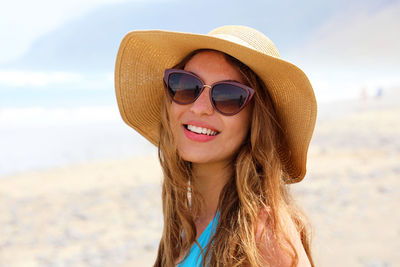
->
[[189, 85, 214, 116]]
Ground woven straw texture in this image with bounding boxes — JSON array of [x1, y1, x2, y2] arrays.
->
[[115, 25, 317, 183]]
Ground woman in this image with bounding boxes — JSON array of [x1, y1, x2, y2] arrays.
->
[[115, 25, 317, 266]]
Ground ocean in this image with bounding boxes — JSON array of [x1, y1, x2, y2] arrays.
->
[[0, 76, 157, 177]]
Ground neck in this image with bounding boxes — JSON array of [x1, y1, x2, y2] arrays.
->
[[191, 160, 233, 220]]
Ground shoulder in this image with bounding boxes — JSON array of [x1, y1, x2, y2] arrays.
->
[[255, 207, 311, 267]]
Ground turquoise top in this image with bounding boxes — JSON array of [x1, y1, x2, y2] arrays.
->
[[178, 211, 220, 267]]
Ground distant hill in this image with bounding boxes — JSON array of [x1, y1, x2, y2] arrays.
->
[[3, 0, 337, 72]]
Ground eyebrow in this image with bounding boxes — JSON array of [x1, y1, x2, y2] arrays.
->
[[222, 79, 243, 84], [186, 70, 244, 85]]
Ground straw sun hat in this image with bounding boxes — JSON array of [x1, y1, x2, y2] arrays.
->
[[115, 25, 317, 183]]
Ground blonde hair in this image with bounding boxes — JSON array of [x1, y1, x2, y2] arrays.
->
[[154, 49, 314, 266]]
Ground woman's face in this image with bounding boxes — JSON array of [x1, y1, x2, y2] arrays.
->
[[168, 50, 253, 165]]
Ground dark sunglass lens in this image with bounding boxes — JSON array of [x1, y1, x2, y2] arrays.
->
[[212, 84, 248, 114], [168, 73, 202, 104]]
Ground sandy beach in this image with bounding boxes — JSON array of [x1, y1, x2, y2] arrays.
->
[[0, 91, 399, 267]]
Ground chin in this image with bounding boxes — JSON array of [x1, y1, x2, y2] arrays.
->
[[177, 149, 212, 164], [179, 152, 207, 163], [179, 149, 234, 166]]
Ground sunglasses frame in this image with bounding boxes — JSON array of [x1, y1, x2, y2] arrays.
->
[[163, 68, 255, 116]]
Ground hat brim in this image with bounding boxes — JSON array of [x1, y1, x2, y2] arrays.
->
[[115, 29, 317, 183]]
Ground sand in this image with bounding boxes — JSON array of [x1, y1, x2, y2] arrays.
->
[[0, 157, 163, 267], [294, 96, 400, 266], [0, 93, 399, 267]]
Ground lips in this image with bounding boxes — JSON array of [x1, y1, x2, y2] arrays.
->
[[183, 121, 220, 135], [182, 121, 220, 142], [184, 124, 219, 136]]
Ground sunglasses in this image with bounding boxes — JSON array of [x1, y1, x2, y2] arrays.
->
[[163, 69, 255, 116]]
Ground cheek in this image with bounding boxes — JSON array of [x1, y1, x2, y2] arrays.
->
[[234, 107, 252, 136], [168, 102, 185, 132], [169, 102, 179, 123], [224, 110, 252, 149]]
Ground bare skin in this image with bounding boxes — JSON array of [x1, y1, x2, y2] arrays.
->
[[190, 162, 231, 238]]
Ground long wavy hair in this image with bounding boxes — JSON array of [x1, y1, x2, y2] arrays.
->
[[154, 49, 314, 267]]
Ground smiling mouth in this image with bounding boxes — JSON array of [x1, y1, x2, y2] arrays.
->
[[184, 124, 220, 136]]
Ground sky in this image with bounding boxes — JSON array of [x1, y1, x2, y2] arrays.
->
[[0, 0, 132, 62]]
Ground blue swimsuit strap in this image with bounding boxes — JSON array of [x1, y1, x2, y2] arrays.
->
[[178, 211, 220, 267]]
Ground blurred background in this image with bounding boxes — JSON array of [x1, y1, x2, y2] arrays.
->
[[0, 0, 399, 266]]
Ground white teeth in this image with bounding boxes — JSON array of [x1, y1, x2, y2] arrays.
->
[[187, 124, 218, 136]]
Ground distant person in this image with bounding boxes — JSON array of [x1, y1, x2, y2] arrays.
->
[[115, 25, 317, 266], [376, 87, 383, 99]]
